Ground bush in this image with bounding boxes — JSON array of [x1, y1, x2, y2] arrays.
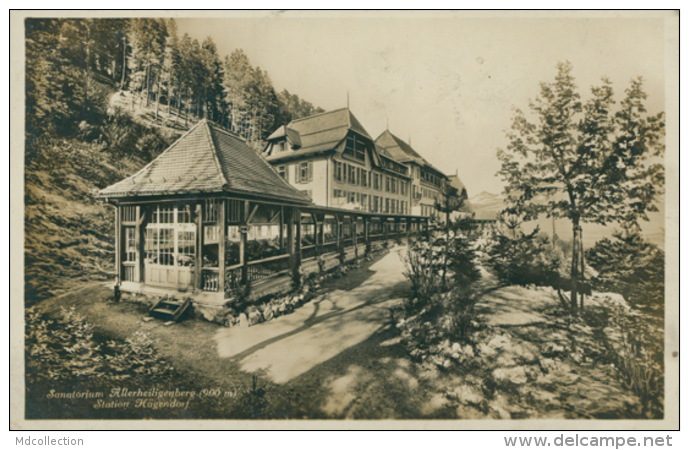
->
[[25, 306, 173, 385], [586, 227, 664, 313], [399, 216, 482, 366], [484, 225, 562, 287], [582, 305, 664, 418]]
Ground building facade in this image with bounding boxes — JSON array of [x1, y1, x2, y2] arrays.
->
[[375, 130, 453, 220], [263, 108, 413, 216], [263, 108, 464, 222]]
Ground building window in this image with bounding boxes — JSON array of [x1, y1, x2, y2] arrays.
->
[[297, 162, 313, 183], [157, 228, 174, 266], [177, 231, 195, 267], [278, 165, 288, 181], [334, 189, 346, 198], [373, 173, 381, 190], [344, 134, 367, 162], [348, 165, 357, 184], [334, 161, 343, 182], [361, 169, 368, 187], [385, 176, 390, 192], [125, 228, 136, 262], [361, 194, 367, 211], [348, 191, 356, 203]]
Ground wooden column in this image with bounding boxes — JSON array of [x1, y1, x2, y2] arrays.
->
[[115, 205, 122, 284], [286, 207, 296, 270], [335, 215, 341, 248], [279, 206, 285, 251], [240, 200, 250, 285], [364, 217, 370, 247], [195, 203, 203, 290], [352, 216, 358, 256], [295, 209, 302, 267], [135, 206, 144, 283], [218, 199, 226, 294], [317, 216, 324, 255]]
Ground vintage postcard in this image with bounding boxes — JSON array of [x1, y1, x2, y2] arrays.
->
[[10, 10, 679, 430]]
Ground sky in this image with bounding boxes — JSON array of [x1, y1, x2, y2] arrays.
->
[[177, 13, 666, 198]]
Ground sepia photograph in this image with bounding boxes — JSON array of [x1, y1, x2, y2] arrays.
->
[[10, 10, 679, 430]]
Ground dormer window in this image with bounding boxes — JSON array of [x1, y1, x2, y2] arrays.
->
[[344, 134, 366, 162], [276, 141, 286, 153]]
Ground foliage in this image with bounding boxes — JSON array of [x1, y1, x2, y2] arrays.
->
[[25, 306, 173, 385], [26, 18, 324, 154], [399, 216, 482, 366], [582, 305, 664, 418], [496, 61, 664, 308], [483, 214, 562, 287], [586, 226, 664, 313]]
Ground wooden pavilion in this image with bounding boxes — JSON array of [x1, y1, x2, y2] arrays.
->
[[99, 120, 429, 306]]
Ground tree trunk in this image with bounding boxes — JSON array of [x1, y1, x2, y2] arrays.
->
[[570, 219, 580, 311], [579, 227, 586, 310], [120, 37, 127, 90], [155, 71, 161, 121], [145, 64, 151, 108]]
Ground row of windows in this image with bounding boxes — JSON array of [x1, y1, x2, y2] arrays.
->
[[278, 162, 313, 184], [333, 189, 408, 214], [421, 187, 440, 201], [421, 169, 443, 187], [380, 157, 408, 176], [334, 160, 408, 194], [421, 205, 438, 218]]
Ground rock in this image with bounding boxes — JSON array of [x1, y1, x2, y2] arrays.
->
[[163, 321, 174, 327], [492, 366, 528, 385], [223, 317, 233, 327], [278, 302, 287, 313], [248, 311, 261, 326], [542, 342, 567, 358], [263, 308, 274, 321], [143, 316, 154, 322], [590, 292, 630, 310], [447, 385, 483, 405], [238, 313, 249, 328]]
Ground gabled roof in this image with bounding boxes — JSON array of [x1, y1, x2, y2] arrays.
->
[[98, 120, 312, 204], [267, 125, 302, 148], [375, 129, 446, 176], [265, 108, 372, 161], [448, 174, 468, 199], [374, 130, 424, 164]]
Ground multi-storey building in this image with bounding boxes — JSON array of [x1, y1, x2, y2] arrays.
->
[[375, 130, 453, 220], [262, 108, 413, 215]]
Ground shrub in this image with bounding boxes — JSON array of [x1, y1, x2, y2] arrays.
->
[[399, 215, 482, 366], [583, 305, 664, 418], [25, 306, 173, 385], [484, 225, 561, 287], [586, 226, 664, 313]]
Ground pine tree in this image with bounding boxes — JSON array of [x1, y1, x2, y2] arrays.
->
[[497, 62, 664, 311]]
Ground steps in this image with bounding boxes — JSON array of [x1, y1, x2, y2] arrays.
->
[[149, 295, 192, 322]]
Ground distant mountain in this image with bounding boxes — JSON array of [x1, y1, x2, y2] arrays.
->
[[467, 191, 665, 249], [468, 191, 504, 221]]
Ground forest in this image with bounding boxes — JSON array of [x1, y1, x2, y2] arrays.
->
[[24, 18, 324, 302], [25, 17, 324, 155]]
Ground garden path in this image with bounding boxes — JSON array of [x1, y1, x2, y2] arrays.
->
[[214, 247, 411, 384]]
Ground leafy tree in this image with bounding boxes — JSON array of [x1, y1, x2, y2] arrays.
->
[[497, 62, 664, 310]]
